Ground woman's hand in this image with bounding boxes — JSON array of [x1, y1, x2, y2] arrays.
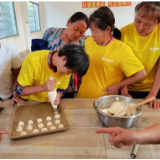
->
[[121, 87, 132, 98], [53, 94, 61, 106], [145, 93, 160, 110], [103, 84, 120, 95], [11, 92, 24, 104], [96, 127, 136, 148], [43, 79, 58, 91]]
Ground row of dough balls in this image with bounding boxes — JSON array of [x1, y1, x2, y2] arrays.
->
[[16, 115, 62, 133], [17, 120, 63, 132], [20, 124, 64, 136], [18, 115, 60, 126]]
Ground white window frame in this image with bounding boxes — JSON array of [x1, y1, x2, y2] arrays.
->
[[0, 2, 18, 39], [27, 1, 41, 33]]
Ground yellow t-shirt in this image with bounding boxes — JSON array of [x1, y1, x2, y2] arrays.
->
[[77, 37, 144, 98], [18, 50, 71, 102], [121, 22, 160, 91]]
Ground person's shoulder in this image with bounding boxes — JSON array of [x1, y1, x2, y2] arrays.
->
[[0, 41, 19, 55], [1, 41, 16, 50], [112, 39, 132, 50], [85, 36, 94, 43], [120, 22, 134, 32], [45, 27, 62, 33], [25, 50, 50, 61]]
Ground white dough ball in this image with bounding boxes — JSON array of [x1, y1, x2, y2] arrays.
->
[[41, 128, 47, 132], [33, 129, 39, 133], [54, 114, 60, 119], [37, 118, 42, 123], [38, 123, 44, 128], [27, 125, 33, 130], [47, 122, 52, 126], [20, 131, 27, 136], [46, 116, 52, 121], [28, 120, 33, 125], [50, 126, 56, 130], [59, 124, 64, 129], [18, 121, 24, 126], [55, 119, 61, 124], [16, 126, 23, 132]]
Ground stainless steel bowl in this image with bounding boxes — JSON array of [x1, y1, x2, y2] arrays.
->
[[93, 95, 142, 128]]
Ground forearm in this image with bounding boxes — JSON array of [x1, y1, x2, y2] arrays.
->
[[134, 124, 160, 144], [13, 74, 19, 90], [57, 91, 63, 98], [118, 69, 146, 89], [149, 58, 160, 96], [121, 85, 128, 93], [20, 85, 45, 96]]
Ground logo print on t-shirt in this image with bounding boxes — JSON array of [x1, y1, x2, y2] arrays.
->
[[102, 57, 113, 63], [150, 47, 160, 50]]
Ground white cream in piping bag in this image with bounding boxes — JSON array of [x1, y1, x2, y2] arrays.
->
[[48, 76, 57, 112]]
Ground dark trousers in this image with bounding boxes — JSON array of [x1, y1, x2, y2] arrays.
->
[[119, 90, 160, 99], [62, 92, 74, 98]]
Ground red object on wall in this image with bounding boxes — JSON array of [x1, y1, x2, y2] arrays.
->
[[82, 1, 105, 8], [108, 1, 131, 7]]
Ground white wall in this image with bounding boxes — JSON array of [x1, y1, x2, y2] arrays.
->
[[1, 1, 140, 53], [1, 2, 43, 54], [40, 1, 140, 36]]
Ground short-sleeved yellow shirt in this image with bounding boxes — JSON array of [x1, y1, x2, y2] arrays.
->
[[121, 23, 160, 91], [77, 37, 144, 98], [18, 50, 71, 102]]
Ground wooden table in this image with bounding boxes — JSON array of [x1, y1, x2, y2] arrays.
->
[[0, 99, 160, 159]]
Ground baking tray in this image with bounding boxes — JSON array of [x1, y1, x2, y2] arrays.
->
[[9, 101, 69, 140]]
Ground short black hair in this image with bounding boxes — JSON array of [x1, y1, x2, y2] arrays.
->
[[70, 12, 89, 29], [88, 6, 121, 40], [58, 44, 89, 77]]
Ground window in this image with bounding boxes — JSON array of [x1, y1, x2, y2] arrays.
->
[[0, 2, 18, 38], [27, 2, 41, 32]]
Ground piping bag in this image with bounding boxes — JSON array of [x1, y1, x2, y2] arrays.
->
[[48, 76, 57, 112]]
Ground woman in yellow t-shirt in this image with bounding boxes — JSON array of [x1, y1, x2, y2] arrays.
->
[[77, 6, 146, 98], [14, 45, 89, 105], [120, 2, 160, 109]]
